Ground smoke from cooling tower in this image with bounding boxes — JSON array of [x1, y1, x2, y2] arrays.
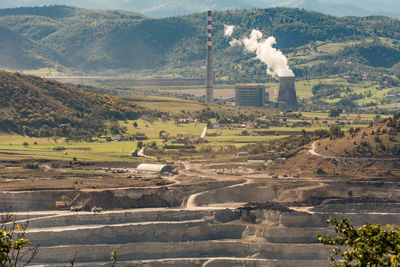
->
[[224, 25, 235, 37], [230, 29, 294, 77]]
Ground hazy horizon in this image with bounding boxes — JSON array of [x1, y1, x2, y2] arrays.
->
[[1, 0, 399, 19]]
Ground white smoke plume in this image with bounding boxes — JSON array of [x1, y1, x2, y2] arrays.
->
[[224, 25, 235, 37], [232, 29, 294, 77]]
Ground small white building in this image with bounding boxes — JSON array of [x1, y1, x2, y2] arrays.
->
[[247, 160, 266, 165], [237, 151, 249, 157], [136, 164, 173, 174]]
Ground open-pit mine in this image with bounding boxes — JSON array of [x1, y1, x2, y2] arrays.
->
[[3, 160, 400, 267]]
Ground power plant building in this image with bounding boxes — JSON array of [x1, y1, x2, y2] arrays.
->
[[234, 76, 298, 110], [235, 85, 268, 107]]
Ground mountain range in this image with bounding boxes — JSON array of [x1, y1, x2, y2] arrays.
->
[[0, 5, 400, 83], [0, 0, 399, 18]]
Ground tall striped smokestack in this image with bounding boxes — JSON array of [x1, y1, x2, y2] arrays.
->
[[205, 10, 213, 103]]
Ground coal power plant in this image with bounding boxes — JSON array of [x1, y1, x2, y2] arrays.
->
[[235, 76, 298, 110], [211, 16, 298, 110]]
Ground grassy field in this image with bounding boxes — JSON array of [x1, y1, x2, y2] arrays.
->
[[206, 134, 288, 143], [129, 95, 279, 117], [0, 118, 315, 162], [301, 112, 382, 121], [127, 96, 207, 114], [0, 115, 374, 163], [19, 68, 66, 77], [0, 90, 386, 163], [128, 119, 296, 145], [316, 41, 361, 54], [0, 136, 148, 162], [124, 119, 205, 138]]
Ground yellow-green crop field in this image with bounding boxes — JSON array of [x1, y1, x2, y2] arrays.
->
[[0, 136, 150, 162], [124, 119, 205, 138], [129, 96, 207, 114]]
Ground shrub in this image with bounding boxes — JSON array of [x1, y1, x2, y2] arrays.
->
[[25, 162, 39, 169], [329, 125, 344, 138], [316, 167, 326, 174], [0, 213, 38, 266], [329, 108, 342, 118], [314, 129, 329, 138], [318, 217, 400, 266], [51, 162, 62, 168]]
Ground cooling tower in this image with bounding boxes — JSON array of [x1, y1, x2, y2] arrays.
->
[[277, 76, 298, 110]]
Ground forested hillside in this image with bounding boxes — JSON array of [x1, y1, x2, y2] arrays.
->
[[0, 26, 65, 70], [0, 70, 143, 139], [1, 5, 400, 82]]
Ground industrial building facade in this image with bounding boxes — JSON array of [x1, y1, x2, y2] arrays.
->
[[235, 85, 268, 107]]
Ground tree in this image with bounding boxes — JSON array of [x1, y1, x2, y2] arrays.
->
[[133, 122, 138, 128], [329, 108, 343, 118], [137, 141, 143, 149], [314, 129, 329, 138], [330, 125, 343, 138], [159, 130, 166, 138], [150, 142, 157, 149], [317, 217, 400, 266], [316, 167, 326, 174]]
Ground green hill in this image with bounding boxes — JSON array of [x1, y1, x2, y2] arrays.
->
[[0, 70, 143, 139], [339, 44, 400, 68], [1, 5, 400, 82], [0, 26, 65, 70], [0, 6, 147, 72]]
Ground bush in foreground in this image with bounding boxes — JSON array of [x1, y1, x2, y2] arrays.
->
[[318, 216, 400, 266], [0, 213, 38, 267]]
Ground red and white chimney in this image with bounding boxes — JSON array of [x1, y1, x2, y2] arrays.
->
[[205, 10, 213, 103], [207, 11, 212, 51]]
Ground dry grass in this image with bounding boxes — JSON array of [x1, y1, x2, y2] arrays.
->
[[314, 125, 399, 158]]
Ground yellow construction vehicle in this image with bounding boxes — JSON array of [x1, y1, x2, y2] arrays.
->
[[56, 193, 81, 209]]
